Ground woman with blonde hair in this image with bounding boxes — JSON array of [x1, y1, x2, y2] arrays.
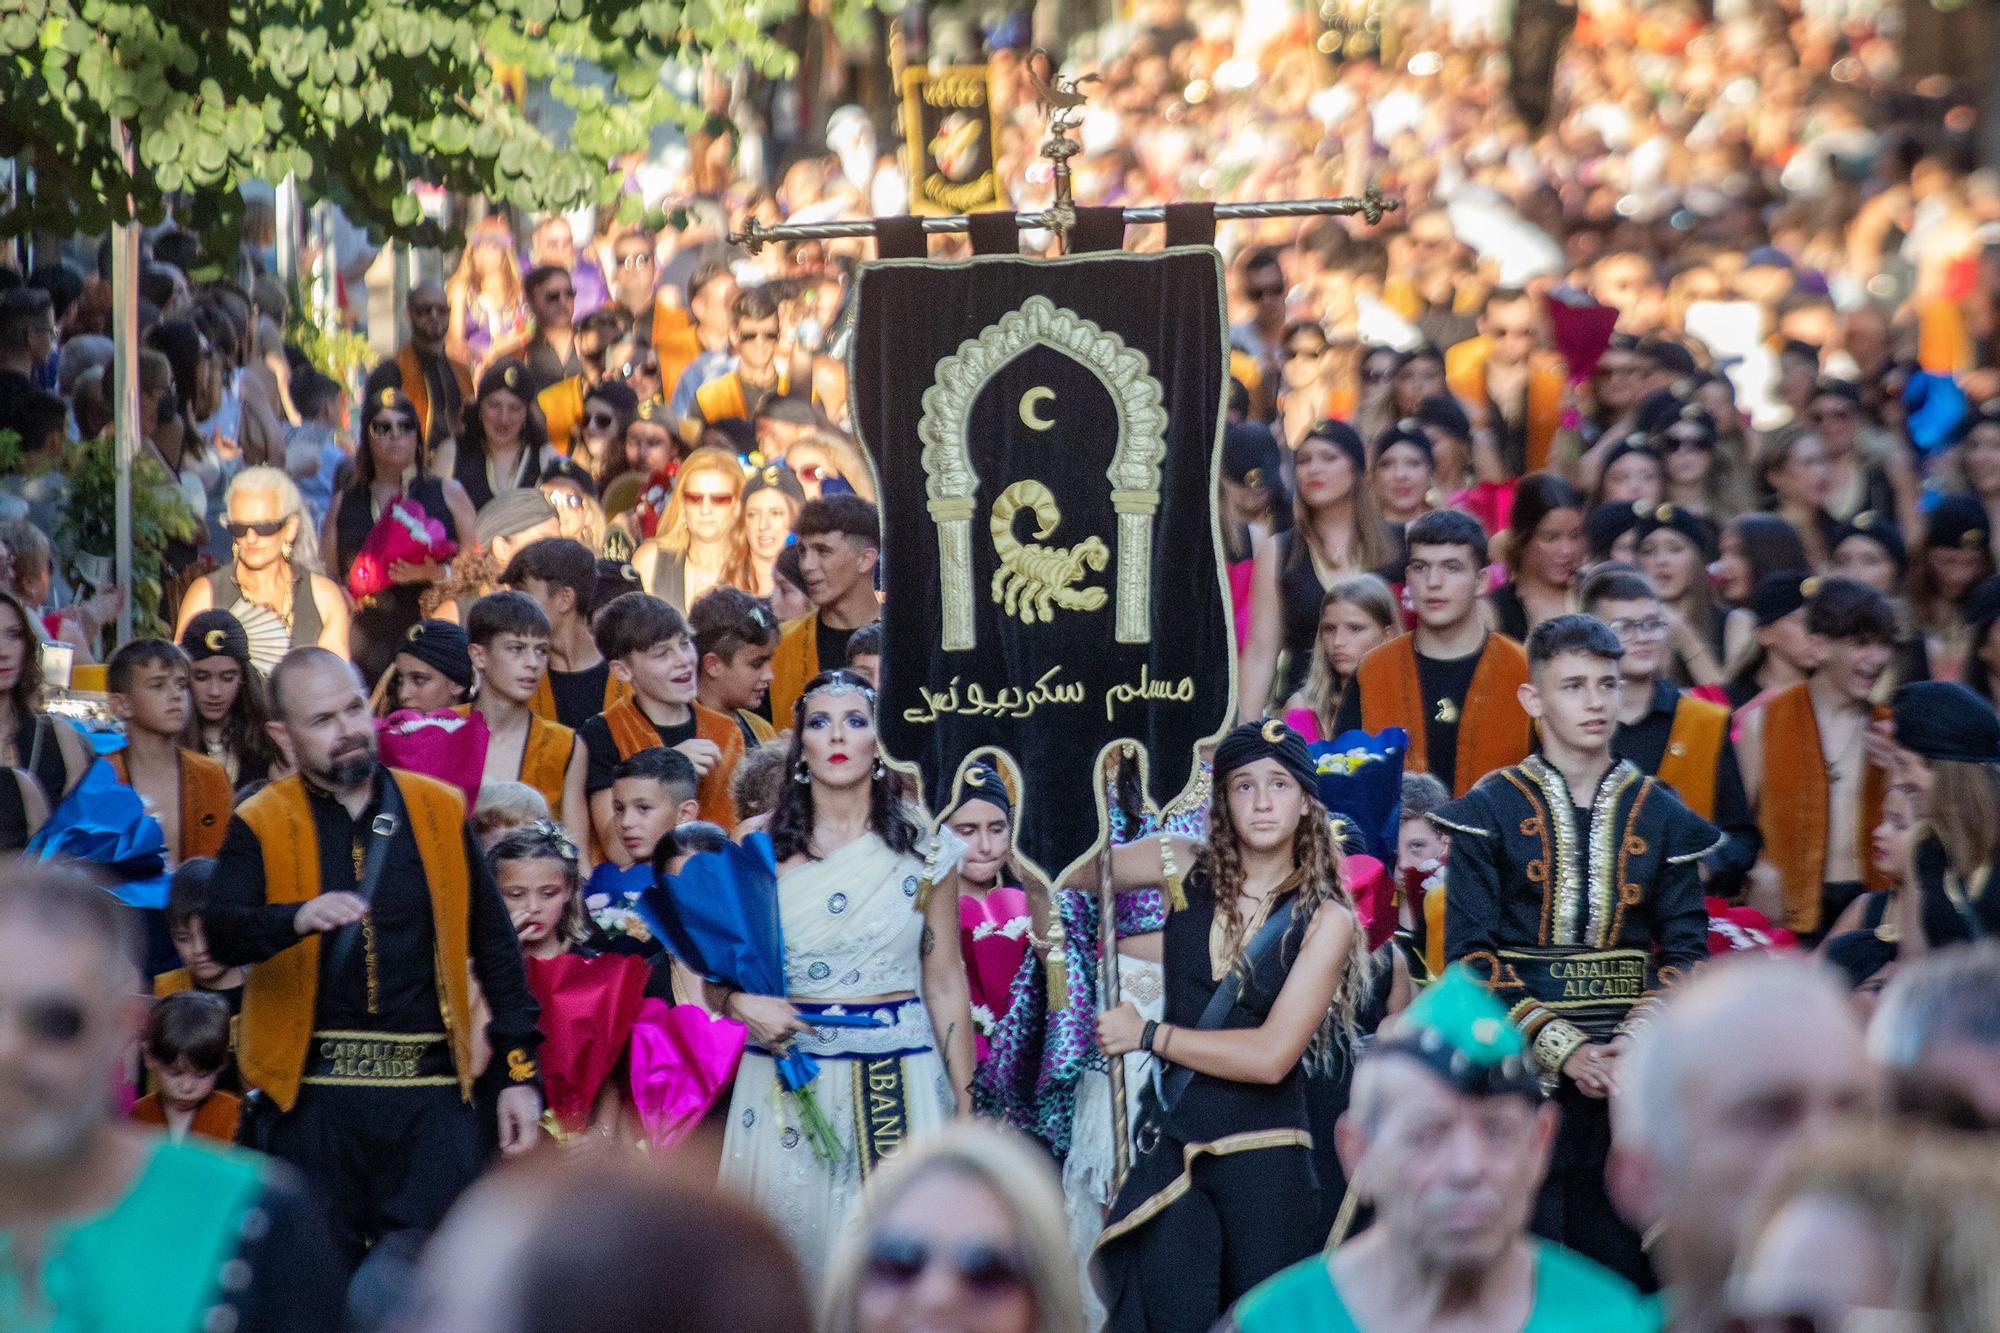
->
[[1284, 575, 1401, 743], [634, 446, 746, 610], [819, 1121, 1087, 1333], [1730, 1122, 2000, 1332], [1887, 680, 2000, 945], [446, 215, 528, 374], [174, 465, 351, 672]]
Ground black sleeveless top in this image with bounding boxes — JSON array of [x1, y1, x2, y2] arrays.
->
[[14, 712, 70, 810], [337, 477, 458, 687], [1157, 869, 1311, 1143], [452, 439, 541, 512], [1275, 531, 1327, 700], [0, 767, 29, 852], [203, 562, 324, 656]]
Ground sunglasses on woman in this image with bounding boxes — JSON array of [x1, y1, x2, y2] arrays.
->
[[863, 1233, 1030, 1297], [226, 518, 290, 538], [617, 359, 660, 380], [370, 416, 418, 437], [683, 490, 736, 509], [585, 412, 619, 431]]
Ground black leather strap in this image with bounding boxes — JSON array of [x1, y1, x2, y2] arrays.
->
[[1155, 895, 1301, 1113], [322, 776, 406, 984]]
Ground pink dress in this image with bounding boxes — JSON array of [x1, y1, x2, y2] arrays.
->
[[960, 884, 1032, 1061]]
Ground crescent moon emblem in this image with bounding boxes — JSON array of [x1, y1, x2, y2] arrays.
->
[[1018, 386, 1056, 431], [1260, 718, 1288, 744], [204, 629, 227, 652]]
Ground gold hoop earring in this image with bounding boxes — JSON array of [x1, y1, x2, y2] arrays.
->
[[282, 540, 294, 562]]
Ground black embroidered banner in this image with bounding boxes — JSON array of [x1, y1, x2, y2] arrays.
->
[[851, 249, 1234, 883]]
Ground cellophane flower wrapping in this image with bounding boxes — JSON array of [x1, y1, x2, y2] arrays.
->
[[28, 757, 169, 906], [375, 709, 488, 805], [632, 831, 849, 1161], [345, 497, 460, 600]]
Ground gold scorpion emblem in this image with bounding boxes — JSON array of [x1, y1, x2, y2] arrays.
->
[[989, 480, 1109, 623]]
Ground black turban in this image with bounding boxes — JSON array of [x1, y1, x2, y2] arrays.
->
[[400, 619, 474, 689], [1215, 718, 1318, 791]]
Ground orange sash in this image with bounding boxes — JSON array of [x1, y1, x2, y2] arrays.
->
[[1656, 694, 1729, 821], [131, 1091, 242, 1144], [530, 666, 631, 727], [110, 748, 234, 862], [538, 374, 586, 454], [396, 344, 474, 446], [1756, 685, 1890, 935], [1445, 340, 1567, 473], [519, 715, 575, 816], [601, 698, 744, 827], [1357, 634, 1531, 796], [766, 611, 822, 731], [460, 704, 575, 817], [235, 770, 473, 1112]]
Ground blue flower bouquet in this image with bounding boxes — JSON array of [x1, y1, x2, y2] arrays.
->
[[633, 831, 881, 1162]]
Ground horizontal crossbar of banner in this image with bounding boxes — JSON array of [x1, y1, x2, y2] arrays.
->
[[730, 189, 1400, 253]]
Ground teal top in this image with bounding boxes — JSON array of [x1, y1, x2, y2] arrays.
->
[[1231, 1239, 1658, 1333], [0, 1136, 267, 1333]]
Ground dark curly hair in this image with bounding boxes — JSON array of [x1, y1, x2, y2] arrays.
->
[[766, 670, 920, 863]]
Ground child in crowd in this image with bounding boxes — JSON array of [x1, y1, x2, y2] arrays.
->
[[612, 748, 701, 869], [464, 590, 590, 851], [502, 536, 631, 729], [1395, 771, 1452, 979], [389, 619, 476, 714], [490, 821, 662, 1139], [730, 739, 790, 824], [132, 991, 241, 1144], [472, 781, 554, 853], [579, 593, 742, 860], [844, 620, 883, 690], [107, 640, 233, 868], [155, 858, 245, 1098], [690, 586, 781, 747]]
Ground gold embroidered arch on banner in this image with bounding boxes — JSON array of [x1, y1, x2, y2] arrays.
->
[[917, 295, 1167, 651]]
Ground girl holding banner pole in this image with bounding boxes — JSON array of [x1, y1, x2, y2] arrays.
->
[[1084, 719, 1370, 1333]]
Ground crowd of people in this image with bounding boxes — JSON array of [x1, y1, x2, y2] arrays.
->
[[5, 0, 2000, 1329]]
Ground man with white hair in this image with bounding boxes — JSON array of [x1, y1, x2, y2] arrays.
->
[[1225, 969, 1653, 1331], [1868, 940, 2000, 1130], [0, 864, 342, 1329], [1608, 957, 1874, 1332]]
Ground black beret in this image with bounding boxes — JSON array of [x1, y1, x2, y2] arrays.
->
[[1892, 680, 2000, 765], [1222, 422, 1284, 490], [1823, 928, 1897, 989], [1377, 421, 1436, 469], [1585, 500, 1646, 558], [1749, 570, 1810, 626], [1832, 511, 1907, 577], [1413, 394, 1472, 442], [1924, 492, 1991, 553], [1633, 502, 1718, 562], [180, 610, 252, 671]]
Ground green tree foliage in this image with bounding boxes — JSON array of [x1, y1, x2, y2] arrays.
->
[[0, 0, 890, 244]]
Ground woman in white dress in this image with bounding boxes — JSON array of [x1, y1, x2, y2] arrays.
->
[[720, 668, 977, 1285]]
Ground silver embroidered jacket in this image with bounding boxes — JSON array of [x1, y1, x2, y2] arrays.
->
[[1431, 756, 1720, 1074]]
